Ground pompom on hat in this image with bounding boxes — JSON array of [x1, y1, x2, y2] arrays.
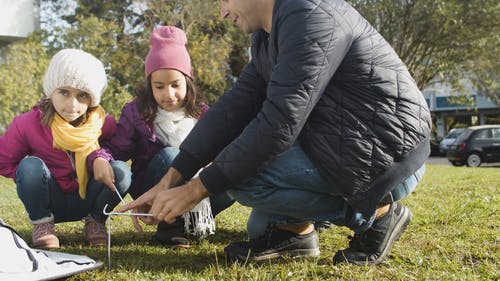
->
[[43, 49, 107, 107], [145, 26, 193, 79]]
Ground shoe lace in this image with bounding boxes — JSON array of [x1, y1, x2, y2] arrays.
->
[[248, 228, 274, 249], [85, 217, 107, 236], [34, 222, 54, 236], [347, 227, 384, 252]]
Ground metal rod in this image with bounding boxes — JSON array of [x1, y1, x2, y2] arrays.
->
[[114, 188, 127, 205]]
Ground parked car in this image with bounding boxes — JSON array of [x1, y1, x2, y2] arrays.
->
[[446, 125, 500, 167], [439, 128, 465, 155]]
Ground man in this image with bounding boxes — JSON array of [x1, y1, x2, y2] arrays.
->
[[119, 0, 431, 265]]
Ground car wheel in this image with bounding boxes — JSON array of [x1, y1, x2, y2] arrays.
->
[[451, 161, 464, 166], [466, 153, 482, 167]]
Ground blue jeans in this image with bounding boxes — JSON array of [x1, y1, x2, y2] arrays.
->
[[142, 147, 235, 217], [16, 156, 131, 223], [226, 143, 425, 239]]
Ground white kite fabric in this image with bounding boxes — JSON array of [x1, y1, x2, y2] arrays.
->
[[0, 218, 102, 281]]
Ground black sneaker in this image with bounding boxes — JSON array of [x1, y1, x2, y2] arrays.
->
[[333, 202, 412, 265], [153, 217, 190, 248], [224, 227, 320, 261]]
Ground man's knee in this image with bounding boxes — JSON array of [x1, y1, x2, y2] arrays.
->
[[382, 164, 426, 204], [226, 187, 273, 207], [156, 147, 180, 164]]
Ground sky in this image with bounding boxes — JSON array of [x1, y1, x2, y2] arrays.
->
[[40, 0, 77, 32]]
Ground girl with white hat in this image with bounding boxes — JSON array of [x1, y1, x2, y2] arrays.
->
[[0, 49, 131, 248]]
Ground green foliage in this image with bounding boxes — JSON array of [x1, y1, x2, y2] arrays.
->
[[1, 0, 496, 130], [62, 15, 136, 117], [0, 14, 135, 121], [140, 0, 250, 103], [0, 164, 499, 280], [351, 0, 500, 101], [189, 27, 233, 104], [0, 32, 50, 129]]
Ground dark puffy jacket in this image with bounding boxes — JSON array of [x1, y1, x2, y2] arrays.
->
[[172, 0, 431, 217]]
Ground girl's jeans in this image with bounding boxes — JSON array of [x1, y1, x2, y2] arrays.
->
[[227, 142, 426, 239], [16, 156, 131, 223], [141, 147, 235, 217]]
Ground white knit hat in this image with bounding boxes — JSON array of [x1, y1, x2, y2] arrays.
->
[[43, 49, 107, 107]]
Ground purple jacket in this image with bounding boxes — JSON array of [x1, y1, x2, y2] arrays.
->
[[88, 99, 208, 199], [0, 105, 116, 193]]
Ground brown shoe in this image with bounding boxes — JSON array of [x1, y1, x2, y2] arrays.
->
[[84, 215, 107, 246], [32, 221, 60, 249]]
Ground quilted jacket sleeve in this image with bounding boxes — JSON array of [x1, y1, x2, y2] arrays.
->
[[172, 61, 268, 184], [174, 1, 354, 194]]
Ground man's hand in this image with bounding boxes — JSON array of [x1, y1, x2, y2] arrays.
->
[[116, 167, 187, 231], [150, 177, 209, 224], [92, 157, 116, 191]]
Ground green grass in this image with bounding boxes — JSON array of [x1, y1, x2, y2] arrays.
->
[[1, 164, 499, 280]]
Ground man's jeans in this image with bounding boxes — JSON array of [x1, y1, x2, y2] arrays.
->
[[227, 142, 425, 239], [141, 147, 235, 217], [16, 156, 131, 223]]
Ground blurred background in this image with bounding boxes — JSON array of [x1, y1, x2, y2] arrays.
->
[[1, 0, 499, 142]]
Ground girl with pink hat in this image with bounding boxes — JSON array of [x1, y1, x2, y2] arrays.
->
[[89, 26, 234, 247]]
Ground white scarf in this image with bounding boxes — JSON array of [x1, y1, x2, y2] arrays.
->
[[182, 198, 216, 238], [153, 107, 197, 148], [153, 106, 215, 237]]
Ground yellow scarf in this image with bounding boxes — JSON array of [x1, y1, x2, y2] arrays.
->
[[51, 106, 105, 199]]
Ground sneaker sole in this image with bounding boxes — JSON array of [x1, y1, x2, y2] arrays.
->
[[227, 246, 320, 262], [33, 236, 60, 249], [156, 242, 191, 249], [84, 238, 108, 247], [153, 235, 191, 248], [250, 248, 321, 261], [348, 206, 412, 266], [33, 242, 60, 249]]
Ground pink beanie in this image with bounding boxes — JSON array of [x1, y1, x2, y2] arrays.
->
[[145, 26, 193, 79]]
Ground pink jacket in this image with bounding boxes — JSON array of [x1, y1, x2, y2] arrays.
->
[[0, 105, 116, 193]]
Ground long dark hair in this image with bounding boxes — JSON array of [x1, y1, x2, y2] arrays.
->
[[39, 98, 97, 127], [136, 74, 204, 125]]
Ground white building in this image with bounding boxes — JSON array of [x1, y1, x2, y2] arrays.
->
[[0, 0, 40, 58], [423, 82, 500, 138]]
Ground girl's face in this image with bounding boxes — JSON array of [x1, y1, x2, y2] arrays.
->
[[151, 69, 187, 112], [50, 87, 91, 122]]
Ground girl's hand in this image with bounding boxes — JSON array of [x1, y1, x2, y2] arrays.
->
[[92, 157, 116, 191]]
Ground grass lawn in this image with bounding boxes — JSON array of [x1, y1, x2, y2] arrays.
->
[[0, 164, 498, 280]]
